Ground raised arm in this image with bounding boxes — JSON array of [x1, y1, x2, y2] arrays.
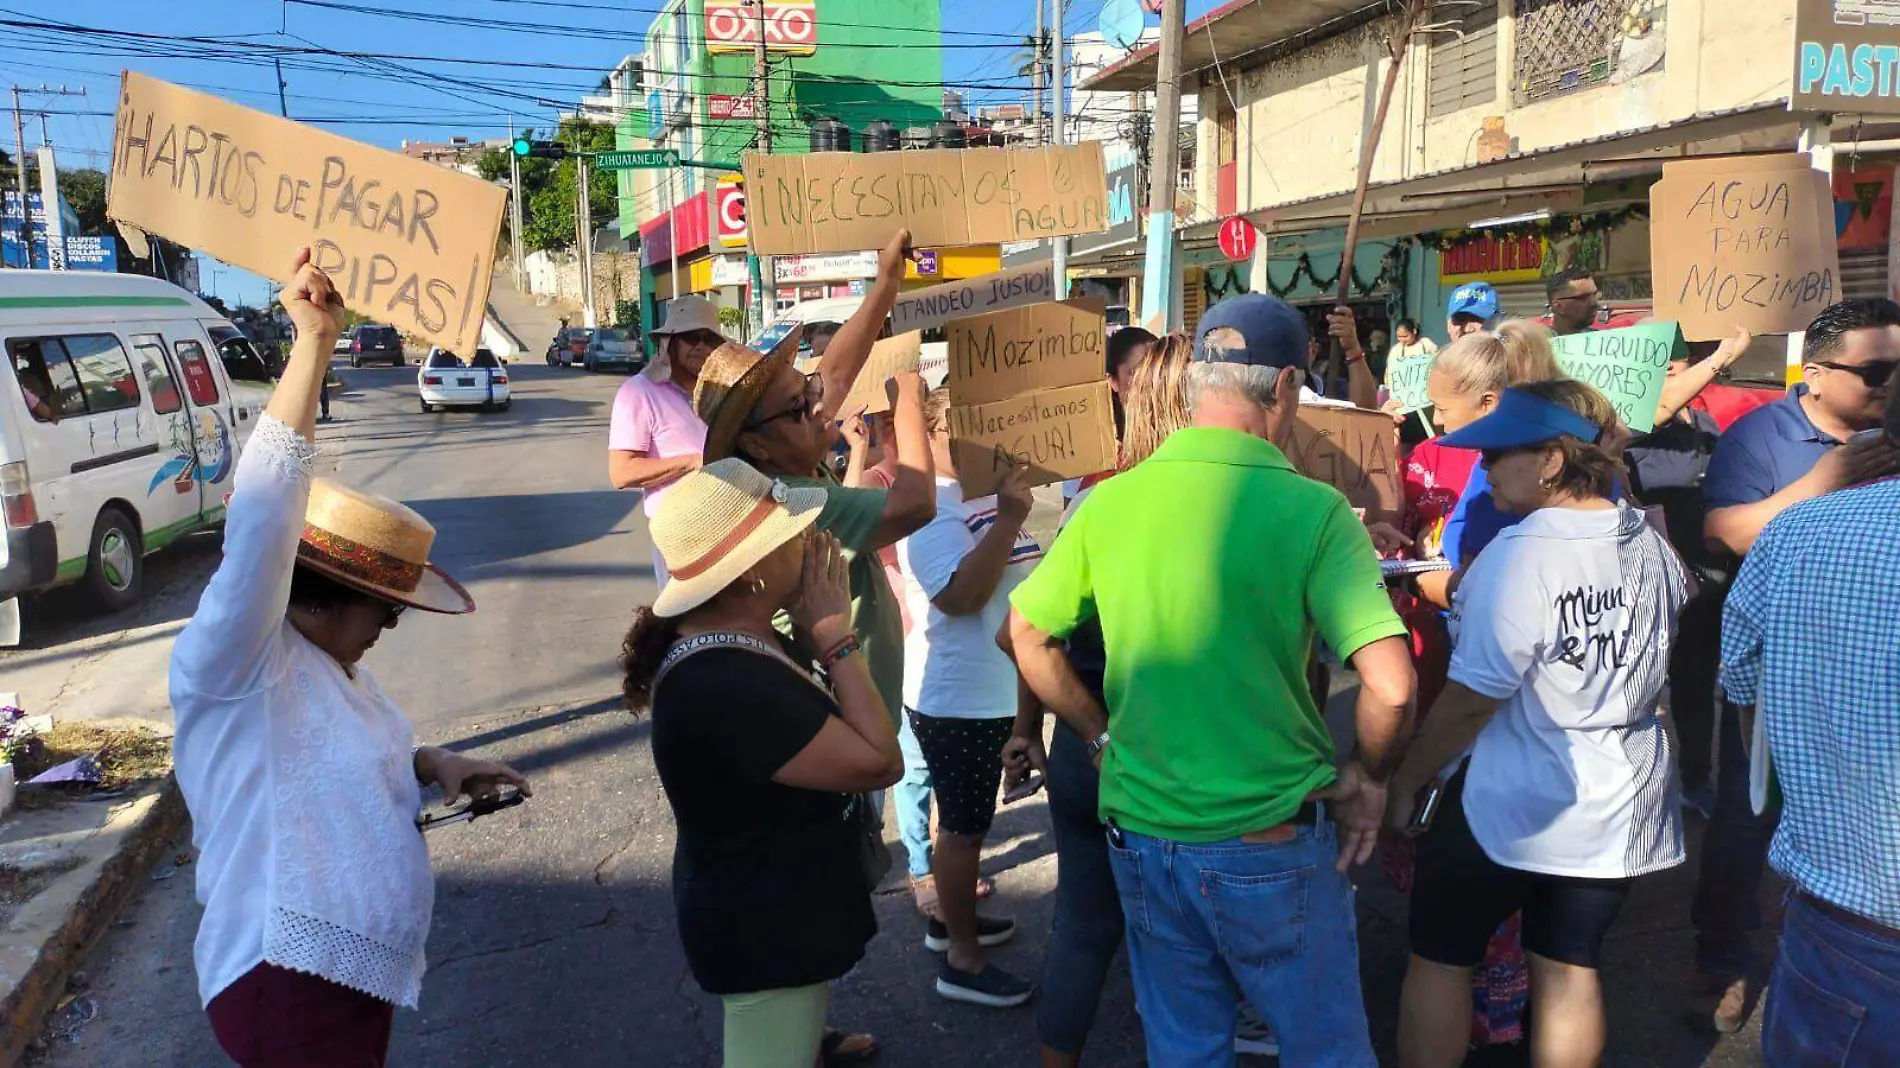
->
[[1327, 305, 1381, 410], [865, 372, 935, 549], [816, 229, 914, 416], [171, 249, 343, 699], [1655, 326, 1749, 427]]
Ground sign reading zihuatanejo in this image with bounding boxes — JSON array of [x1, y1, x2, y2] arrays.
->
[[108, 72, 505, 355], [1550, 322, 1684, 434], [742, 143, 1109, 256], [889, 262, 1056, 335], [1650, 153, 1840, 341], [949, 381, 1118, 499], [944, 299, 1107, 407]]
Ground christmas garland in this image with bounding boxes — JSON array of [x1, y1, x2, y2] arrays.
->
[[1414, 205, 1648, 251], [1203, 242, 1411, 303]]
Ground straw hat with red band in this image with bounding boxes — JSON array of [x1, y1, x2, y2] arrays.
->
[[693, 342, 790, 464], [650, 458, 826, 618], [296, 478, 475, 615]]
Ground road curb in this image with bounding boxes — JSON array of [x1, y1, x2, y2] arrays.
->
[[0, 777, 187, 1068]]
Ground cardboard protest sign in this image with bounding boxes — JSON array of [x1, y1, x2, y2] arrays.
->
[[109, 72, 504, 355], [743, 143, 1109, 256], [945, 300, 1107, 407], [1284, 403, 1402, 522], [839, 332, 923, 417], [948, 381, 1117, 498], [1651, 154, 1840, 341], [1385, 349, 1436, 414], [1550, 322, 1683, 433], [889, 262, 1056, 335]]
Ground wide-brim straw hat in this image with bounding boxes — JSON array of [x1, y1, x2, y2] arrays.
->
[[651, 458, 826, 618], [693, 342, 788, 464], [296, 478, 474, 615], [644, 295, 727, 381]]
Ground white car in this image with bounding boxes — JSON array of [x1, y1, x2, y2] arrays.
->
[[332, 334, 352, 356], [418, 348, 510, 413]]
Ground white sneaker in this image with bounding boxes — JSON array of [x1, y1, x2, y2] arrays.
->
[[1235, 1002, 1279, 1057]]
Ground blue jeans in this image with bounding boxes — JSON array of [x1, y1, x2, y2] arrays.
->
[[1038, 726, 1125, 1054], [1763, 894, 1900, 1067], [1106, 818, 1376, 1068], [895, 711, 933, 880], [1692, 701, 1780, 975]]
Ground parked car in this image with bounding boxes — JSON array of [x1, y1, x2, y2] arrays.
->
[[348, 323, 405, 367], [583, 327, 645, 374], [419, 348, 510, 413], [0, 272, 263, 621], [332, 333, 352, 356], [546, 327, 593, 367]]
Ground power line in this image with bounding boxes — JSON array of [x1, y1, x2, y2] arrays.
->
[[298, 0, 1028, 41]]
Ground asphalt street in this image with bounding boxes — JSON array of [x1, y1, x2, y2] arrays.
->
[[18, 355, 1777, 1067]]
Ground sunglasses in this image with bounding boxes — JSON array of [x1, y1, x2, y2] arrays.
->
[[1478, 444, 1542, 467], [744, 372, 824, 431], [1818, 360, 1898, 389]]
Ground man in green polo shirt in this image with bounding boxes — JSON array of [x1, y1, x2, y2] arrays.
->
[[1009, 292, 1415, 1067]]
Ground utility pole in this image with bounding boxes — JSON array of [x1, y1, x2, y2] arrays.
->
[[8, 86, 85, 270], [274, 58, 291, 119], [1139, 0, 1184, 329], [1050, 0, 1067, 295], [578, 147, 596, 328], [749, 0, 773, 331], [1032, 1, 1045, 145], [507, 115, 526, 292]]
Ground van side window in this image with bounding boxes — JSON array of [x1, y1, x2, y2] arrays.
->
[[173, 340, 222, 407], [132, 342, 183, 415], [7, 338, 75, 423], [63, 335, 141, 415]]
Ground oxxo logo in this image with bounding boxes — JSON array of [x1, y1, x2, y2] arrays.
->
[[705, 0, 818, 54], [716, 181, 748, 247]]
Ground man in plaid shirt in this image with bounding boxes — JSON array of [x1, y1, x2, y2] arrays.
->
[[1720, 384, 1900, 1066]]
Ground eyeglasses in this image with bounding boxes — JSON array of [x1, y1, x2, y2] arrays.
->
[[672, 329, 724, 351], [744, 372, 824, 430], [1818, 360, 1898, 390], [378, 600, 407, 627]]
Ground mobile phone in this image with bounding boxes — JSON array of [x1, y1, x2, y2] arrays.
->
[[1405, 779, 1445, 837], [417, 787, 526, 833], [1002, 774, 1045, 805]]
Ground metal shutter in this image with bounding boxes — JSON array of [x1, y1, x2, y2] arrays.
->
[[1427, 0, 1499, 119], [1491, 280, 1549, 322], [1840, 246, 1891, 301]]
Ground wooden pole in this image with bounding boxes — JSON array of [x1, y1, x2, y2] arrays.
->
[[1335, 0, 1431, 308]]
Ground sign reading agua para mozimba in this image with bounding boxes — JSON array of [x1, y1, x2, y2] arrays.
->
[[743, 143, 1109, 256], [108, 72, 505, 355]]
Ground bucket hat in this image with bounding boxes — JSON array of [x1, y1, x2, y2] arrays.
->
[[651, 458, 827, 618], [693, 342, 789, 463], [296, 479, 474, 614], [645, 295, 729, 380]]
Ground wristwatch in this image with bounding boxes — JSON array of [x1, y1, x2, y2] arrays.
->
[[1086, 731, 1112, 758]]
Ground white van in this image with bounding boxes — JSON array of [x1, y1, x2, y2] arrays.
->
[[0, 271, 271, 629], [771, 295, 950, 384]]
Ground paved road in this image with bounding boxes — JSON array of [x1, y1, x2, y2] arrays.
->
[[21, 360, 1778, 1067]]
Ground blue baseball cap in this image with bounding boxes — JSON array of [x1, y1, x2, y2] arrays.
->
[[1193, 293, 1312, 370], [1437, 387, 1603, 451], [1447, 282, 1500, 322]]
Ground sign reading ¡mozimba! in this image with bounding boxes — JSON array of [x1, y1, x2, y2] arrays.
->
[[944, 299, 1106, 407], [742, 143, 1109, 256], [109, 72, 505, 355]]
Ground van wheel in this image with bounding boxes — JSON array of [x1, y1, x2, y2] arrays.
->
[[84, 508, 142, 612]]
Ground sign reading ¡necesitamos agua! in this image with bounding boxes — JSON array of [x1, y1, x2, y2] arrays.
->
[[108, 72, 505, 355]]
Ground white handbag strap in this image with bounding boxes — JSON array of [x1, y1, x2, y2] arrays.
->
[[653, 630, 828, 696]]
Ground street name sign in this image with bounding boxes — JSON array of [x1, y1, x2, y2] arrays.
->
[[597, 149, 680, 170]]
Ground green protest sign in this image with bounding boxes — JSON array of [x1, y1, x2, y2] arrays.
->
[[1550, 322, 1684, 434], [1385, 348, 1436, 414]]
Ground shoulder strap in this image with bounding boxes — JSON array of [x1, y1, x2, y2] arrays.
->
[[653, 630, 829, 696]]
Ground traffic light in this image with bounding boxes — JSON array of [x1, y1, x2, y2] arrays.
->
[[511, 138, 568, 160]]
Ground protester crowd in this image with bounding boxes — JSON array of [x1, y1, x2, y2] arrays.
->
[[163, 233, 1899, 1068]]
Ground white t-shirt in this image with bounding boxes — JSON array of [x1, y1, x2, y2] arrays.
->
[[898, 478, 1044, 719], [1449, 504, 1690, 879]]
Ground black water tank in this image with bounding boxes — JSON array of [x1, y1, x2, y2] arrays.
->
[[862, 120, 900, 152], [809, 117, 851, 152], [929, 121, 967, 149]]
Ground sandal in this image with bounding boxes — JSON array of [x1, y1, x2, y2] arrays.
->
[[821, 1029, 878, 1065], [910, 875, 995, 917]]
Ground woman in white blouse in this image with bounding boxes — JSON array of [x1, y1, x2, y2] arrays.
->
[[169, 248, 529, 1067]]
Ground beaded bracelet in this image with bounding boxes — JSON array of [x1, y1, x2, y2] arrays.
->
[[819, 635, 861, 669]]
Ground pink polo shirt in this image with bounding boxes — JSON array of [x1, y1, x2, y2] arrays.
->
[[609, 374, 707, 516]]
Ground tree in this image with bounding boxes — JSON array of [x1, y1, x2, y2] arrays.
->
[[58, 169, 107, 234], [477, 122, 616, 255]]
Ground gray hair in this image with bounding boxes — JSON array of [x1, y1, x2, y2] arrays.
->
[[1184, 361, 1284, 417]]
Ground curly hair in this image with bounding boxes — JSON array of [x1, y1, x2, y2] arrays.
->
[[1120, 333, 1193, 467], [1511, 378, 1626, 501], [619, 606, 682, 715]]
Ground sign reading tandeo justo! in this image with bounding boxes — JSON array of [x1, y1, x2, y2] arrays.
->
[[108, 72, 505, 355], [742, 143, 1109, 256]]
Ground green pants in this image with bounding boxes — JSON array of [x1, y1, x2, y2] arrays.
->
[[721, 982, 830, 1068]]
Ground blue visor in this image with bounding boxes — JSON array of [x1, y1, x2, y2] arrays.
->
[[1437, 388, 1603, 451]]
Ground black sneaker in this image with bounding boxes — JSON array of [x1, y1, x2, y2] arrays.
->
[[935, 961, 1035, 1008], [924, 915, 1016, 952]]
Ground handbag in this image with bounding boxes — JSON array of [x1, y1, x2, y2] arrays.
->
[[654, 630, 893, 893]]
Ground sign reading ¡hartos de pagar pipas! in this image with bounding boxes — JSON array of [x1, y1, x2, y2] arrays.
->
[[108, 72, 505, 355], [743, 143, 1109, 256]]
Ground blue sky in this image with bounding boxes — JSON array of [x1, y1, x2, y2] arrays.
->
[[0, 0, 1208, 304]]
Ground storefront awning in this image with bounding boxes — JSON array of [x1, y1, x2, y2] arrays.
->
[[1082, 0, 1383, 92]]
